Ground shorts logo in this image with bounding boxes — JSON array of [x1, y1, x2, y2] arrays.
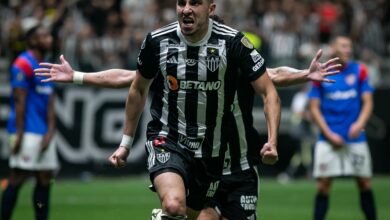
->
[[240, 195, 257, 211], [156, 151, 170, 164], [206, 181, 220, 197], [206, 48, 220, 72]]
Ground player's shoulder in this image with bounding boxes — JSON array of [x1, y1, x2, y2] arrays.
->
[[211, 20, 239, 38], [12, 51, 33, 74], [150, 21, 178, 39]]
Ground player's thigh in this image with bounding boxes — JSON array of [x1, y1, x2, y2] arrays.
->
[[8, 168, 30, 186], [197, 207, 219, 220], [154, 171, 186, 205], [345, 142, 372, 178], [35, 170, 54, 186], [313, 141, 343, 178]]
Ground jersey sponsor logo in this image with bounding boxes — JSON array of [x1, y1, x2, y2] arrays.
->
[[178, 134, 204, 150], [166, 75, 221, 91], [206, 47, 220, 72], [206, 181, 220, 197], [325, 89, 357, 100], [250, 50, 263, 63], [240, 195, 257, 211], [16, 72, 25, 81], [241, 36, 254, 49], [252, 59, 265, 72], [346, 73, 357, 85], [156, 150, 170, 164], [186, 59, 197, 66], [36, 86, 53, 95]]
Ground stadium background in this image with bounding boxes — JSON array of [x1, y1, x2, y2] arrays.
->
[[0, 0, 389, 219]]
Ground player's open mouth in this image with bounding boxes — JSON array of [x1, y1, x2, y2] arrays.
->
[[182, 17, 194, 28]]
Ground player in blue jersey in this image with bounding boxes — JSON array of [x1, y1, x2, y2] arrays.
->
[[1, 25, 57, 220], [308, 35, 376, 220]]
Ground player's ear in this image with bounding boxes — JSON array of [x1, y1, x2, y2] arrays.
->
[[208, 3, 216, 15]]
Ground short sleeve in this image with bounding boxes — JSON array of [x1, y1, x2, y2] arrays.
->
[[358, 63, 374, 94], [308, 82, 322, 100], [230, 32, 266, 81], [10, 58, 33, 89], [137, 33, 159, 79]]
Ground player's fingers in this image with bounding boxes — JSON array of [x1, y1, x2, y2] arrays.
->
[[34, 68, 51, 74], [41, 78, 53, 83], [60, 55, 66, 65], [313, 49, 323, 62], [323, 57, 340, 67], [324, 64, 342, 72], [39, 62, 55, 68]]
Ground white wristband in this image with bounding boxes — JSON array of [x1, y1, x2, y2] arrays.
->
[[120, 135, 134, 150], [73, 71, 85, 84]]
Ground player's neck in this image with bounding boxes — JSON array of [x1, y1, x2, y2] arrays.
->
[[28, 49, 45, 62]]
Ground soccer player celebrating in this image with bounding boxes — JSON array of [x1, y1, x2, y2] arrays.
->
[[308, 35, 377, 220], [1, 25, 58, 220]]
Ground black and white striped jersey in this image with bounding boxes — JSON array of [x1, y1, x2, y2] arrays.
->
[[137, 19, 266, 158], [222, 77, 262, 175]]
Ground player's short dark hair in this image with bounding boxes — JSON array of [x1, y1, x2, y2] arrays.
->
[[24, 25, 43, 47], [210, 15, 224, 24], [330, 34, 351, 44]]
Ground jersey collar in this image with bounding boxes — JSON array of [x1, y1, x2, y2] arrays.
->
[[176, 18, 213, 47]]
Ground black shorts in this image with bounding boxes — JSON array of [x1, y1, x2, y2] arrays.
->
[[145, 136, 224, 211], [207, 168, 259, 220]]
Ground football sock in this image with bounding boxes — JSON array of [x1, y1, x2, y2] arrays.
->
[[360, 190, 377, 220], [314, 193, 328, 220], [33, 183, 51, 220], [1, 184, 21, 220]]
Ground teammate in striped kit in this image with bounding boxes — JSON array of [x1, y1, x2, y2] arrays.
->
[[1, 25, 57, 220], [309, 35, 376, 220]]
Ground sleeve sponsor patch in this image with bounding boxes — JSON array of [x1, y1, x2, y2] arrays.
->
[[241, 36, 254, 49]]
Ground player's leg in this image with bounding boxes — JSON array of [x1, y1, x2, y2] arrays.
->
[[196, 207, 220, 220], [312, 141, 339, 220], [314, 177, 332, 220], [154, 172, 187, 217], [347, 142, 376, 220], [355, 177, 376, 220], [146, 137, 189, 219], [1, 168, 29, 220], [33, 170, 54, 220]]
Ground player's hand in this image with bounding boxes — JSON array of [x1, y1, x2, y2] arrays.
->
[[260, 143, 278, 165], [11, 135, 23, 155], [348, 122, 363, 139], [34, 55, 74, 83], [307, 49, 342, 83], [108, 146, 130, 168], [326, 131, 345, 149], [39, 134, 51, 154]]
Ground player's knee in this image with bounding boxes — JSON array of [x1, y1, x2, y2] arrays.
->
[[161, 196, 186, 216], [356, 177, 372, 191], [316, 178, 332, 194], [36, 171, 53, 186]]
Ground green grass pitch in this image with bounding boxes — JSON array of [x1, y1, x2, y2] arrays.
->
[[6, 176, 390, 219]]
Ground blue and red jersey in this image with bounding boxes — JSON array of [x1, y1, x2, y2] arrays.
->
[[7, 51, 54, 135], [308, 61, 373, 143]]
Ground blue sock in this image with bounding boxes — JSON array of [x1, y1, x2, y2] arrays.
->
[[360, 190, 377, 220], [314, 193, 328, 220], [1, 184, 21, 220], [33, 184, 51, 220]]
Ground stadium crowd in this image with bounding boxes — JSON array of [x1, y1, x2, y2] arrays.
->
[[0, 0, 389, 86]]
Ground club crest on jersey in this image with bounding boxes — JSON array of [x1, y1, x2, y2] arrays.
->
[[156, 151, 170, 164], [206, 48, 220, 72], [346, 74, 357, 85]]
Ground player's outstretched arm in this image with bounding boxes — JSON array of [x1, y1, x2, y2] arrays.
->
[[251, 72, 281, 165], [268, 49, 341, 87], [35, 55, 135, 88], [108, 71, 153, 168]]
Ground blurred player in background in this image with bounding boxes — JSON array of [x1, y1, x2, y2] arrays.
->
[[308, 35, 376, 220], [1, 25, 58, 220]]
